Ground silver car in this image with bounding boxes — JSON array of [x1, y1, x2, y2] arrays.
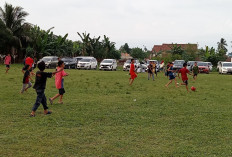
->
[[99, 59, 117, 71], [123, 59, 140, 71], [39, 56, 58, 69], [77, 57, 98, 70]]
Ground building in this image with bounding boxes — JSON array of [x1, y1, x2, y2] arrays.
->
[[151, 43, 198, 58]]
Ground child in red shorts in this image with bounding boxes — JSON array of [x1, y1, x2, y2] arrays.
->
[[129, 59, 137, 85], [178, 63, 192, 92]]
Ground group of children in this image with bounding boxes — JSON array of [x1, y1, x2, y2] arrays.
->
[[129, 58, 199, 92], [21, 60, 68, 117]]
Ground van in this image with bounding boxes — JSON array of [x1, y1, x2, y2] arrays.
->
[[218, 62, 232, 74]]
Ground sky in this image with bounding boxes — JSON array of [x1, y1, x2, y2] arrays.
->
[[1, 0, 232, 52]]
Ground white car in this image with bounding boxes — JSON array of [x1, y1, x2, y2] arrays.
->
[[99, 59, 117, 71], [123, 59, 140, 71], [147, 60, 160, 72], [77, 57, 98, 70], [218, 62, 232, 74]]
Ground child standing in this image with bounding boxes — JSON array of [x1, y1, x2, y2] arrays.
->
[[147, 61, 154, 81], [4, 54, 11, 74], [129, 59, 137, 85], [21, 65, 33, 93], [192, 62, 199, 81], [178, 63, 192, 92], [30, 61, 62, 117], [165, 62, 179, 88], [49, 60, 69, 104]]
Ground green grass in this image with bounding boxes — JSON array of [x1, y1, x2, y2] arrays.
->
[[0, 64, 232, 157]]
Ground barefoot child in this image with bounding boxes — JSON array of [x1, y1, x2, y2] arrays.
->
[[21, 65, 33, 93], [49, 60, 69, 104], [192, 62, 199, 81], [4, 54, 11, 74], [30, 61, 62, 117], [165, 62, 178, 88], [129, 59, 137, 85], [178, 63, 192, 92]]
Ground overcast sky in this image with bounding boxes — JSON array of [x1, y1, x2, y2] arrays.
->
[[1, 0, 232, 52]]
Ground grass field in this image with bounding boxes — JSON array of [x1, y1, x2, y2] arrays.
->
[[0, 64, 232, 157]]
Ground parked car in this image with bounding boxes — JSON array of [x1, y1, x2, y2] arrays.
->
[[140, 61, 148, 72], [218, 62, 232, 74], [146, 60, 160, 72], [123, 59, 140, 71], [173, 60, 185, 70], [197, 62, 210, 74], [39, 56, 58, 68], [61, 57, 77, 69], [205, 62, 213, 71], [77, 57, 98, 70], [99, 59, 117, 71], [74, 56, 86, 64]]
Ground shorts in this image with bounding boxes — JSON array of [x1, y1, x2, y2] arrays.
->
[[6, 65, 10, 68], [193, 74, 198, 77], [183, 80, 188, 85], [59, 88, 65, 95], [169, 75, 175, 80]]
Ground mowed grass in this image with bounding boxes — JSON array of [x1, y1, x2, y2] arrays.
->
[[0, 64, 232, 157]]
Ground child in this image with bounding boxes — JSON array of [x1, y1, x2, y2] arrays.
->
[[30, 61, 62, 117], [4, 54, 11, 74], [49, 60, 69, 104], [152, 61, 157, 77], [178, 63, 192, 92], [147, 61, 154, 81], [129, 59, 137, 85], [21, 65, 33, 93], [165, 62, 170, 79], [192, 62, 199, 81], [165, 62, 179, 88]]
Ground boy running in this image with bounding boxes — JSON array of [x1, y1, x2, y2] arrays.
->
[[165, 62, 179, 88], [30, 61, 62, 117], [129, 59, 137, 85], [49, 60, 69, 104], [21, 65, 33, 93], [192, 62, 199, 81], [178, 63, 192, 92], [4, 54, 11, 74]]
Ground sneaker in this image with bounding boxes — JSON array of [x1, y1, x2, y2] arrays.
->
[[49, 98, 53, 105]]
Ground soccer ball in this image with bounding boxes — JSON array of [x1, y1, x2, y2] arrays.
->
[[191, 86, 196, 91]]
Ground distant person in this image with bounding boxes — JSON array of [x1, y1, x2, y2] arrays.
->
[[30, 61, 63, 117], [4, 54, 11, 74], [147, 61, 154, 81], [178, 63, 192, 92], [160, 60, 164, 72], [25, 55, 35, 75], [192, 62, 199, 81], [165, 62, 170, 79], [152, 61, 157, 77], [49, 60, 69, 104], [165, 62, 179, 88], [21, 65, 33, 93], [129, 59, 137, 85]]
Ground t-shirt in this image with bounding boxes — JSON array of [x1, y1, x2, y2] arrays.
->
[[23, 70, 30, 84], [179, 67, 190, 81], [4, 56, 11, 65], [55, 67, 67, 89], [168, 66, 174, 76], [148, 64, 153, 73], [33, 71, 52, 90], [25, 57, 34, 67], [192, 66, 199, 74]]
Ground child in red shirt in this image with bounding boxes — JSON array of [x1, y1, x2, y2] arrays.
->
[[49, 60, 68, 104], [129, 59, 137, 85], [4, 54, 11, 74], [178, 63, 192, 92]]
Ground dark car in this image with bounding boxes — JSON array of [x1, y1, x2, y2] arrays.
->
[[39, 56, 58, 68], [61, 57, 77, 69]]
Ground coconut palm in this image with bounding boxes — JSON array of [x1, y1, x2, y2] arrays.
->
[[217, 38, 227, 55]]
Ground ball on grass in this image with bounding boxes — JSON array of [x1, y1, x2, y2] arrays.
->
[[191, 86, 196, 91]]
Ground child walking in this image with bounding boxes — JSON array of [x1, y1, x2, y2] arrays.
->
[[4, 54, 11, 74], [49, 60, 69, 104], [147, 61, 154, 81], [165, 62, 179, 88], [192, 62, 199, 81], [30, 61, 62, 117], [21, 65, 33, 93], [129, 59, 137, 85], [178, 63, 192, 92]]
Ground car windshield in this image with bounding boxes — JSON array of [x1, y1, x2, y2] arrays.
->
[[174, 61, 185, 65], [223, 63, 232, 67], [80, 59, 91, 62], [62, 58, 72, 62], [102, 60, 113, 63], [42, 58, 52, 62], [198, 62, 208, 66], [208, 63, 212, 65], [126, 60, 131, 63]]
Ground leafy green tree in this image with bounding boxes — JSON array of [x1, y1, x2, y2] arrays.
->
[[120, 43, 131, 54], [217, 38, 227, 56], [0, 19, 13, 53], [169, 44, 185, 56], [131, 47, 147, 60]]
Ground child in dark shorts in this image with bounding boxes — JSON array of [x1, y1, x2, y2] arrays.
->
[[49, 60, 69, 104], [30, 61, 62, 117], [165, 62, 179, 88], [21, 65, 33, 93], [178, 63, 192, 92]]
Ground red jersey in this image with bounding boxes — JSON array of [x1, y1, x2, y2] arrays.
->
[[25, 57, 34, 67], [130, 63, 137, 79], [179, 67, 189, 81]]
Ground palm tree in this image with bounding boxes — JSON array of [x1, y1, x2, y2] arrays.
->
[[217, 38, 227, 54], [0, 3, 29, 58]]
